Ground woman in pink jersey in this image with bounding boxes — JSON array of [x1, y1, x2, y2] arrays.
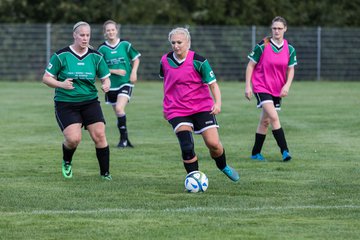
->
[[245, 16, 297, 162], [160, 27, 239, 183]]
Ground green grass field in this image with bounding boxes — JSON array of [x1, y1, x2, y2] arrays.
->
[[0, 81, 359, 240]]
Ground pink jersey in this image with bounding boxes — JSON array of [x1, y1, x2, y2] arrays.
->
[[252, 39, 289, 97], [162, 50, 213, 120]]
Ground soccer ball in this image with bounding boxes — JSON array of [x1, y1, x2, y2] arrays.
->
[[184, 171, 208, 193]]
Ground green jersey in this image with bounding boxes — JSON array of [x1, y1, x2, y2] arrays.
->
[[248, 38, 297, 67], [45, 46, 110, 102], [98, 39, 141, 89]]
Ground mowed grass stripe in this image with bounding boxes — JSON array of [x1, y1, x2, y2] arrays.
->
[[2, 204, 360, 216]]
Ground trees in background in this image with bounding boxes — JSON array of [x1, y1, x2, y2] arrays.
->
[[1, 0, 359, 26]]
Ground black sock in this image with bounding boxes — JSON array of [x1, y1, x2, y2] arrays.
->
[[213, 149, 227, 170], [62, 144, 76, 164], [96, 146, 110, 175], [184, 161, 198, 174], [272, 128, 289, 153], [252, 133, 266, 155], [117, 115, 128, 140]]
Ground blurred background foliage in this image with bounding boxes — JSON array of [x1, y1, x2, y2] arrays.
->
[[0, 0, 359, 26]]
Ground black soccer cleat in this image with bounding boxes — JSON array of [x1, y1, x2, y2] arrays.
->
[[117, 139, 134, 148]]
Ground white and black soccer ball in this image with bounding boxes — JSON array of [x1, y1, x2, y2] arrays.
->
[[184, 171, 208, 193]]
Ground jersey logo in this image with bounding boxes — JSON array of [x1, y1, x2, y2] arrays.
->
[[209, 71, 214, 78], [249, 51, 255, 57], [47, 63, 53, 70], [77, 62, 85, 66]]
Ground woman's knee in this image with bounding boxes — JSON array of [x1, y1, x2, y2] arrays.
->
[[64, 135, 81, 148], [260, 118, 271, 128], [115, 109, 125, 116], [93, 131, 107, 144], [202, 128, 222, 152], [87, 123, 107, 145], [207, 140, 222, 153], [268, 115, 280, 128], [63, 127, 82, 148]]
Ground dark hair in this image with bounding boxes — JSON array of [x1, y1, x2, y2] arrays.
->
[[271, 16, 287, 27]]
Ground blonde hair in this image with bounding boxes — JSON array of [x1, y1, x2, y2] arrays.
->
[[73, 21, 90, 32], [103, 20, 120, 39], [168, 27, 191, 48]]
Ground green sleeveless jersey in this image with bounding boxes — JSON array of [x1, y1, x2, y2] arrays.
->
[[45, 46, 110, 102], [98, 40, 141, 89]]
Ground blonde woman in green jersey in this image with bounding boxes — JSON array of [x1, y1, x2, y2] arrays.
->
[[98, 20, 141, 148], [42, 21, 112, 180], [160, 27, 239, 182]]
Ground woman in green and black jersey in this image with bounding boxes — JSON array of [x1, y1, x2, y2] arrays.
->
[[42, 21, 112, 180], [98, 20, 141, 148]]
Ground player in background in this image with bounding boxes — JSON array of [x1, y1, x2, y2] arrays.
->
[[245, 16, 297, 162], [42, 21, 112, 180], [160, 27, 239, 182], [98, 20, 141, 148]]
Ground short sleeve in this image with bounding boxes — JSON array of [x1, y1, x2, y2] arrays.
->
[[288, 45, 297, 67], [97, 56, 111, 79], [247, 44, 263, 63], [194, 59, 216, 84], [127, 43, 141, 61], [45, 54, 61, 76]]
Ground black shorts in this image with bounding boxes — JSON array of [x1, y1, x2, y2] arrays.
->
[[55, 98, 106, 131], [105, 84, 134, 105], [168, 111, 219, 134], [254, 93, 282, 110]]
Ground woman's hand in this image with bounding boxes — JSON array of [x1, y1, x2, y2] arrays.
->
[[210, 103, 221, 115], [280, 85, 290, 97], [245, 85, 253, 100], [130, 71, 137, 84], [101, 78, 111, 93], [62, 78, 75, 90]]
